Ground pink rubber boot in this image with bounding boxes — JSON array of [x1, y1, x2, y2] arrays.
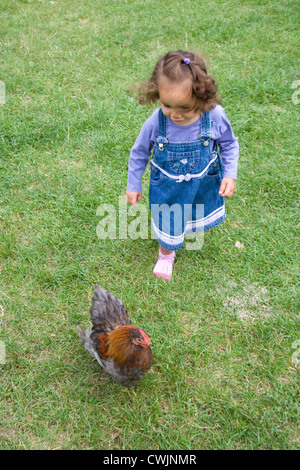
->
[[153, 250, 175, 281]]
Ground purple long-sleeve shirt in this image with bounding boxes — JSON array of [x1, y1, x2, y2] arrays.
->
[[127, 105, 239, 193]]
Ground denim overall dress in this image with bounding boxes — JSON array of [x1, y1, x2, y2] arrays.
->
[[149, 109, 225, 251]]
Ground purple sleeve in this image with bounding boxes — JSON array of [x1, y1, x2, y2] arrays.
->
[[126, 110, 159, 193], [211, 105, 239, 179]]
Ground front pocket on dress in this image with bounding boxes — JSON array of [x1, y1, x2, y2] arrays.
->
[[167, 150, 201, 174], [206, 155, 222, 180], [150, 164, 166, 185]]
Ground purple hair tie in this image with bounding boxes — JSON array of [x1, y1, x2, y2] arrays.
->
[[183, 58, 190, 65]]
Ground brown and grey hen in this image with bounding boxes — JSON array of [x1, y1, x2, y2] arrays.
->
[[77, 285, 153, 388]]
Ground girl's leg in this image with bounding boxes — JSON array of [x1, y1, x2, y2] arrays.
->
[[160, 246, 173, 255], [153, 244, 175, 281]]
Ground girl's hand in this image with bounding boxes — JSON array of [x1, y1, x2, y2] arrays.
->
[[125, 190, 142, 207], [219, 177, 236, 198]]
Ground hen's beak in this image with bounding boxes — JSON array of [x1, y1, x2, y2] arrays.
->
[[146, 338, 153, 347], [140, 340, 153, 348]]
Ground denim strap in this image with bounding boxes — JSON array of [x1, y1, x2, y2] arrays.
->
[[200, 112, 211, 138], [159, 108, 211, 137], [156, 109, 169, 149], [158, 109, 167, 138], [157, 108, 211, 146]]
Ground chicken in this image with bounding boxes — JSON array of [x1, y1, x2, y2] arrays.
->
[[77, 285, 153, 388]]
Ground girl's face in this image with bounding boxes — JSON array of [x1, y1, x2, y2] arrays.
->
[[158, 77, 200, 126]]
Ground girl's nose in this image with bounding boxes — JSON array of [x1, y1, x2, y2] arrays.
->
[[172, 110, 181, 118]]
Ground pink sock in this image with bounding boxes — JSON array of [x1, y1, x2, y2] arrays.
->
[[153, 250, 175, 281]]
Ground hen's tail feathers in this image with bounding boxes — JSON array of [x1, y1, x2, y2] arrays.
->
[[76, 325, 105, 369], [90, 285, 131, 334], [76, 325, 97, 359]]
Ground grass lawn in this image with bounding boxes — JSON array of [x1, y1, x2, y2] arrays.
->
[[0, 0, 299, 450]]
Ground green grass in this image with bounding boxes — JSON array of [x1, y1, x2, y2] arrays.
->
[[0, 0, 299, 450]]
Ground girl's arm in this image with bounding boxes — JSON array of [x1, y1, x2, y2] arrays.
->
[[219, 177, 235, 198], [125, 190, 142, 206], [126, 110, 158, 205], [211, 105, 239, 199]]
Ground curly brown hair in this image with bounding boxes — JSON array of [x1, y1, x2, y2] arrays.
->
[[137, 50, 220, 112]]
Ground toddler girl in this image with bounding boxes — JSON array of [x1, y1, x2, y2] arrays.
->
[[126, 50, 239, 280]]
